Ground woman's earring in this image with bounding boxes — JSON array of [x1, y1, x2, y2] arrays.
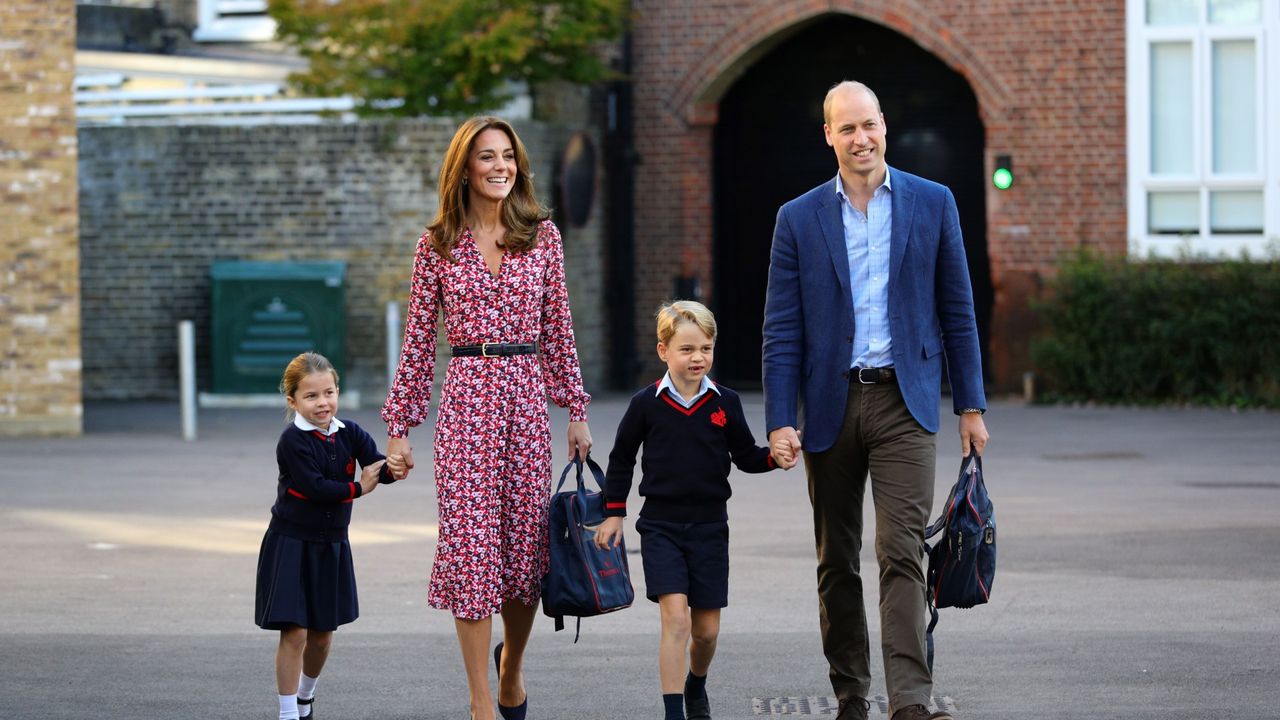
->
[[462, 177, 468, 186]]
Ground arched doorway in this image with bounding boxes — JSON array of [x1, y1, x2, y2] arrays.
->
[[712, 13, 991, 387]]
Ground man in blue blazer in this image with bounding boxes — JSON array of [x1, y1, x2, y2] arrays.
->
[[763, 81, 989, 720]]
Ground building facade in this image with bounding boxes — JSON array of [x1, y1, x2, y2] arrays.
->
[[5, 1, 1277, 433]]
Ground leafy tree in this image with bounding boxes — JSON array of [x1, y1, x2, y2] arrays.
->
[[268, 0, 627, 116]]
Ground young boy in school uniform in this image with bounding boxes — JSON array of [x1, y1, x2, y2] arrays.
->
[[595, 301, 792, 720]]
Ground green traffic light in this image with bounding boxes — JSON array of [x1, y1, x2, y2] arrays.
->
[[993, 167, 1013, 190]]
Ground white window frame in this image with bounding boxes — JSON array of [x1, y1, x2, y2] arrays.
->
[[194, 0, 277, 43], [1127, 0, 1279, 259]]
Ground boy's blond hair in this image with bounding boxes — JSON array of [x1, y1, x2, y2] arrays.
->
[[655, 300, 717, 345]]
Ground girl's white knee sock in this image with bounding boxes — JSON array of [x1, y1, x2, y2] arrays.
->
[[278, 693, 299, 720], [298, 672, 319, 717]]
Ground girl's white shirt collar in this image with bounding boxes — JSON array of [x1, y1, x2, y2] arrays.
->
[[293, 415, 345, 435]]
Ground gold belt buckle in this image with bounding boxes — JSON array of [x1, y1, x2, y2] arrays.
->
[[481, 342, 498, 358]]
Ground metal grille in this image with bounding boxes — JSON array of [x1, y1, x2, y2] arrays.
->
[[750, 695, 957, 716], [1041, 451, 1143, 461], [1182, 481, 1280, 489]]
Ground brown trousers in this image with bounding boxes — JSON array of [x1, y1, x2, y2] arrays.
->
[[804, 380, 936, 716]]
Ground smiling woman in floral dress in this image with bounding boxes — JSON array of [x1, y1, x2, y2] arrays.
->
[[382, 116, 593, 720]]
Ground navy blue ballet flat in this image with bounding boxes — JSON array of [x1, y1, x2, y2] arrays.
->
[[493, 642, 528, 720]]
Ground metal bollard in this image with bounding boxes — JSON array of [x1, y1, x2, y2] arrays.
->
[[179, 320, 197, 441], [386, 301, 401, 389]]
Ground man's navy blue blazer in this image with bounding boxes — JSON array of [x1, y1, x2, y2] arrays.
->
[[762, 166, 986, 453]]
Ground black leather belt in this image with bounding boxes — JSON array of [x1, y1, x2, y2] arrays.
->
[[451, 343, 537, 358], [853, 366, 896, 384]]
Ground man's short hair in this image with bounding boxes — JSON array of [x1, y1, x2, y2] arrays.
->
[[823, 80, 882, 125]]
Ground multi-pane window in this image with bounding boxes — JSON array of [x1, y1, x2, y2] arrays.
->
[[194, 0, 277, 43], [1127, 0, 1277, 257]]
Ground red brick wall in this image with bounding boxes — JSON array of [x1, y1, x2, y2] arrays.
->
[[630, 0, 1127, 390]]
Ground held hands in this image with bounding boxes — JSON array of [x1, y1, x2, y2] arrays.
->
[[359, 460, 387, 496], [771, 442, 796, 468], [594, 516, 624, 550], [385, 453, 408, 479], [960, 412, 990, 457], [568, 421, 593, 462], [769, 427, 802, 470], [386, 436, 414, 480]]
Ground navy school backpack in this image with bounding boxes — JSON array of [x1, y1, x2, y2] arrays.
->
[[541, 456, 634, 641], [924, 449, 996, 671]]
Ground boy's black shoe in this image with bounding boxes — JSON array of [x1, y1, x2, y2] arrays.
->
[[684, 693, 711, 720], [297, 696, 314, 719], [891, 704, 953, 720], [836, 697, 870, 720]]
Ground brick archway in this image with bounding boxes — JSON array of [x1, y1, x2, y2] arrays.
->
[[704, 13, 992, 386], [626, 4, 1006, 385], [671, 2, 1011, 128]]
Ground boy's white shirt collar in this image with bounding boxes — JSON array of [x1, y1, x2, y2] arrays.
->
[[293, 415, 345, 435], [656, 372, 720, 408]]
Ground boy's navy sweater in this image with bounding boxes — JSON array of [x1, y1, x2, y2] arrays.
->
[[269, 419, 396, 542], [603, 381, 776, 523]]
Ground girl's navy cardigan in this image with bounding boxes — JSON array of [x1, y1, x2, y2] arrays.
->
[[268, 419, 396, 542], [603, 382, 776, 523]]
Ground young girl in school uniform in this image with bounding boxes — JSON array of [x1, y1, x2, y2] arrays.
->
[[255, 352, 404, 720]]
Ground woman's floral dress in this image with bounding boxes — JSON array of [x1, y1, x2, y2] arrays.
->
[[382, 219, 590, 620]]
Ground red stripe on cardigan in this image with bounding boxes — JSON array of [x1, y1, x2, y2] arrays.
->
[[660, 391, 715, 417]]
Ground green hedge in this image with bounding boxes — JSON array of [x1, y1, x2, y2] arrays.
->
[[1030, 251, 1280, 408]]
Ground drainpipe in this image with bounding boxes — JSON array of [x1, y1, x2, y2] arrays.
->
[[604, 29, 637, 389]]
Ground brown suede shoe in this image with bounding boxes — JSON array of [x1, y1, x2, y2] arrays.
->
[[836, 697, 871, 720], [891, 704, 953, 720]]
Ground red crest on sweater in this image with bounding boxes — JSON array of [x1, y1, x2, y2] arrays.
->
[[710, 408, 727, 427]]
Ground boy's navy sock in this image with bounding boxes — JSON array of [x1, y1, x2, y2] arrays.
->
[[685, 671, 708, 699], [663, 693, 685, 720]]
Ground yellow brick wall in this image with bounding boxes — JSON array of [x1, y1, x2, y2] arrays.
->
[[0, 0, 82, 436]]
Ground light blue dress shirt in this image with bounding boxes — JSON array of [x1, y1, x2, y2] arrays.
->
[[656, 372, 720, 408], [835, 170, 894, 369]]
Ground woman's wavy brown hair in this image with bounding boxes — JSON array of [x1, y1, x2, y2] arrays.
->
[[427, 116, 550, 262]]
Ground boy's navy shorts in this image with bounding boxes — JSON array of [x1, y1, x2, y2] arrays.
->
[[634, 516, 729, 609]]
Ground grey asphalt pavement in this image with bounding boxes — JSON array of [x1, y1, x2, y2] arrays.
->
[[1, 394, 1278, 719]]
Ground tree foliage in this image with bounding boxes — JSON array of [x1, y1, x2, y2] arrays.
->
[[268, 0, 626, 116]]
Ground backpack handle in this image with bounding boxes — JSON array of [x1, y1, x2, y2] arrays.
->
[[553, 455, 607, 495], [963, 444, 982, 475], [925, 448, 981, 540]]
